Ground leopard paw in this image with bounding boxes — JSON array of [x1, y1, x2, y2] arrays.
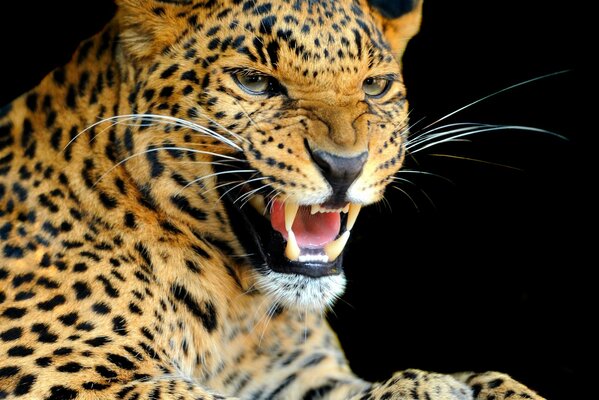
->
[[453, 371, 545, 400], [363, 369, 473, 400]]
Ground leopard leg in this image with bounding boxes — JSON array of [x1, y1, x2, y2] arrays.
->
[[453, 372, 545, 400]]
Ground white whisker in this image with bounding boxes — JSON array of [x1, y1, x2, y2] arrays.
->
[[235, 184, 274, 208], [409, 125, 564, 154], [407, 122, 490, 147], [390, 185, 419, 211], [218, 176, 267, 201], [175, 169, 257, 196], [264, 189, 281, 212], [391, 176, 436, 209], [201, 179, 245, 196], [93, 147, 242, 187], [420, 70, 570, 132], [407, 124, 491, 149], [65, 113, 244, 152], [194, 113, 249, 145], [397, 169, 453, 184], [63, 116, 136, 151]]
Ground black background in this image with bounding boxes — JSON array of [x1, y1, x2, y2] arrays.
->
[[0, 1, 592, 399]]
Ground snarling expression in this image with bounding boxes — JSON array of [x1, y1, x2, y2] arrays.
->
[[119, 0, 422, 309]]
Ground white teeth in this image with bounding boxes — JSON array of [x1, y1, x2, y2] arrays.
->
[[282, 201, 361, 262], [249, 195, 266, 215], [298, 254, 329, 263], [324, 231, 351, 262], [310, 204, 350, 214], [285, 230, 301, 261], [346, 203, 362, 231], [284, 202, 299, 232]]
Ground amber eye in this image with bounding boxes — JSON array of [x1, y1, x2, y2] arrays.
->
[[233, 71, 279, 95], [363, 77, 391, 98]]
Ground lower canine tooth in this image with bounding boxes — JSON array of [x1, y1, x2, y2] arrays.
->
[[285, 202, 300, 232], [346, 203, 362, 231], [285, 230, 301, 261], [324, 231, 350, 262]]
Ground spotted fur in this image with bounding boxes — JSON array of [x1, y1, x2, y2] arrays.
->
[[0, 0, 544, 399]]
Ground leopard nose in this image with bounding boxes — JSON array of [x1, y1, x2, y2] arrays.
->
[[311, 150, 368, 205]]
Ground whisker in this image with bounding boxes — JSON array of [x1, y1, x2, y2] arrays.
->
[[173, 160, 241, 168], [249, 295, 275, 340], [201, 179, 245, 196], [407, 124, 492, 150], [175, 169, 257, 196], [258, 302, 279, 347], [410, 125, 564, 154], [427, 154, 524, 171], [420, 70, 570, 132], [407, 122, 490, 147], [380, 195, 393, 212], [390, 185, 419, 211], [396, 169, 454, 185], [218, 176, 266, 201], [235, 184, 274, 208], [232, 98, 261, 131], [191, 112, 249, 145], [122, 113, 245, 150], [391, 176, 436, 209], [93, 147, 243, 187], [264, 189, 281, 212], [63, 115, 137, 151], [66, 114, 244, 153]]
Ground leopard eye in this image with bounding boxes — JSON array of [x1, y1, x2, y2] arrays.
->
[[363, 77, 391, 98], [233, 71, 279, 95]]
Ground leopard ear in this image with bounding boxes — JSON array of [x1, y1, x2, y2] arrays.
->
[[368, 0, 423, 58], [115, 0, 194, 60]]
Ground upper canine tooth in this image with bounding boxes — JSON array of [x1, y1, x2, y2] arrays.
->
[[285, 202, 300, 232], [346, 203, 362, 231], [324, 231, 351, 262], [311, 204, 319, 215]]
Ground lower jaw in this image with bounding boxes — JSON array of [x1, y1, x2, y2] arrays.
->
[[265, 249, 344, 278]]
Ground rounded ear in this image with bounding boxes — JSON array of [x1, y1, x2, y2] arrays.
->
[[368, 0, 423, 58], [115, 0, 194, 60]]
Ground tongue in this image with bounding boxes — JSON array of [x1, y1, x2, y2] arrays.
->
[[271, 200, 341, 248]]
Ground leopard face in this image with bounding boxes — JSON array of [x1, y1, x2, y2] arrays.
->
[[115, 0, 422, 310]]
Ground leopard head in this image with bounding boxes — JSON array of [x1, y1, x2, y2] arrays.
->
[[114, 0, 423, 309]]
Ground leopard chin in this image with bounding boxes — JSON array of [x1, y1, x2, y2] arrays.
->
[[253, 268, 347, 311]]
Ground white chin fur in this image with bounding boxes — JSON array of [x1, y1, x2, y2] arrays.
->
[[254, 269, 346, 311]]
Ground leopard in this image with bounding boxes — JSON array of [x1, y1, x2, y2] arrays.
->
[[0, 0, 546, 399]]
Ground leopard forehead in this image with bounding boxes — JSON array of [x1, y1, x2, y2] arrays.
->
[[206, 0, 394, 75], [128, 0, 399, 84]]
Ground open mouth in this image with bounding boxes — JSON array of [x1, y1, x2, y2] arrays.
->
[[221, 186, 362, 278]]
